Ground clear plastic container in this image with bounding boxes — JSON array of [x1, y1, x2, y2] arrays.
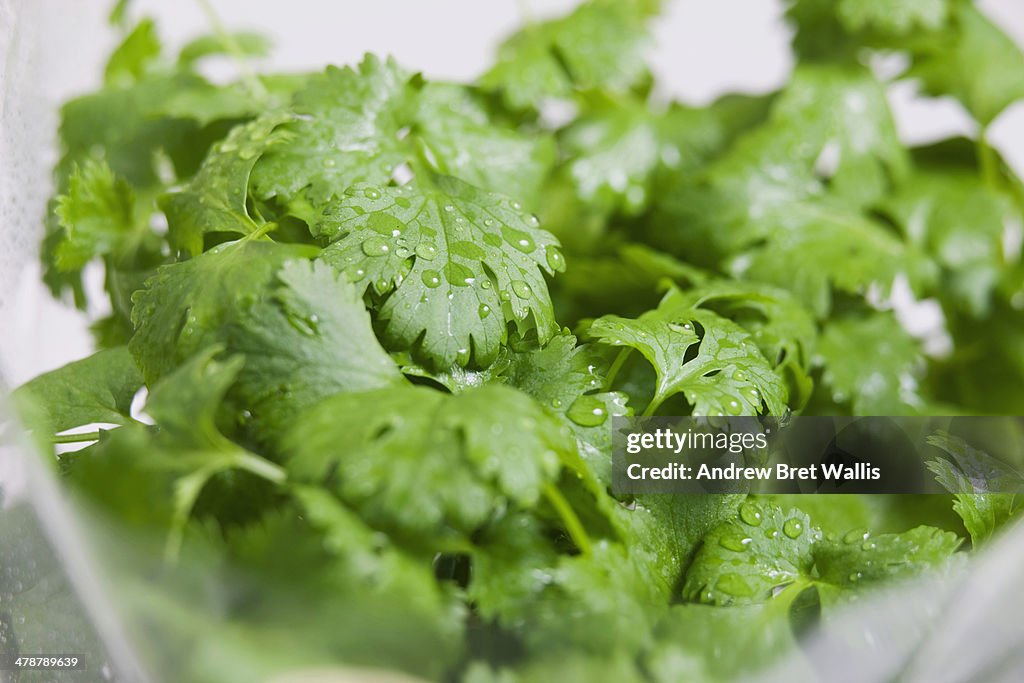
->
[[4, 2, 1024, 682]]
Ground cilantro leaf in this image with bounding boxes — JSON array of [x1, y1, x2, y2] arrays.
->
[[480, 0, 658, 109], [836, 0, 950, 36], [908, 3, 1024, 125], [588, 287, 788, 416], [129, 239, 317, 384], [413, 82, 557, 212], [53, 160, 147, 272], [104, 18, 161, 87], [249, 55, 413, 209], [284, 384, 568, 537], [161, 113, 293, 254], [316, 175, 563, 367], [12, 346, 143, 439], [927, 431, 1024, 545], [815, 312, 925, 414], [814, 525, 962, 588], [682, 505, 819, 606], [228, 259, 404, 439], [879, 168, 1015, 316]]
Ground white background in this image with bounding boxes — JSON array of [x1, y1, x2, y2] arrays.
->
[[2, 0, 1023, 386]]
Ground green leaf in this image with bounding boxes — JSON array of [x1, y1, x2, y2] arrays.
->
[[815, 312, 925, 414], [880, 168, 1014, 315], [12, 346, 143, 438], [413, 82, 556, 211], [129, 239, 317, 384], [284, 384, 567, 537], [161, 112, 292, 254], [909, 3, 1024, 125], [53, 160, 141, 271], [228, 259, 404, 439], [836, 0, 950, 35], [480, 0, 658, 109], [661, 281, 817, 406], [104, 18, 162, 87], [249, 55, 414, 207], [646, 590, 812, 682], [144, 345, 244, 449], [177, 32, 273, 66], [588, 287, 788, 416], [470, 521, 666, 657], [927, 431, 1024, 545], [682, 504, 819, 606], [316, 175, 563, 368], [814, 525, 962, 588]]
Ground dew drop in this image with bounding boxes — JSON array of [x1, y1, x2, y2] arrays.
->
[[551, 398, 563, 409], [849, 572, 862, 583], [782, 519, 804, 539], [364, 188, 381, 200], [545, 247, 566, 272], [718, 533, 752, 553], [511, 280, 532, 298], [727, 399, 742, 415], [480, 280, 492, 290], [395, 246, 411, 258], [733, 369, 748, 382], [421, 270, 442, 288], [567, 395, 608, 427], [861, 540, 877, 551], [502, 226, 536, 253], [361, 236, 390, 256], [344, 265, 366, 282], [415, 243, 437, 261], [844, 530, 868, 545], [739, 502, 763, 527], [444, 204, 455, 212], [478, 303, 492, 319], [323, 158, 336, 168]]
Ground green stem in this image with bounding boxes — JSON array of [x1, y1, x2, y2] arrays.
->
[[978, 128, 1000, 190], [543, 482, 593, 556], [602, 348, 633, 392], [52, 431, 102, 444], [641, 393, 665, 417], [195, 0, 269, 102]]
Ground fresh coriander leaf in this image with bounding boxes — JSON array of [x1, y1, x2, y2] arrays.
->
[[471, 531, 666, 657], [177, 32, 273, 67], [12, 346, 143, 439], [908, 3, 1024, 126], [480, 0, 658, 109], [879, 169, 1014, 316], [836, 0, 950, 35], [316, 175, 563, 367], [228, 259, 404, 440], [249, 55, 414, 208], [161, 112, 292, 254], [560, 98, 665, 216], [413, 82, 556, 212], [293, 486, 465, 644], [661, 281, 817, 406], [53, 160, 142, 271], [815, 312, 925, 414], [144, 345, 244, 449], [682, 504, 819, 606], [129, 239, 317, 384], [927, 431, 1024, 544], [284, 384, 567, 537], [646, 591, 813, 682], [588, 288, 788, 416], [502, 332, 630, 483], [104, 18, 161, 87], [814, 525, 961, 588]]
